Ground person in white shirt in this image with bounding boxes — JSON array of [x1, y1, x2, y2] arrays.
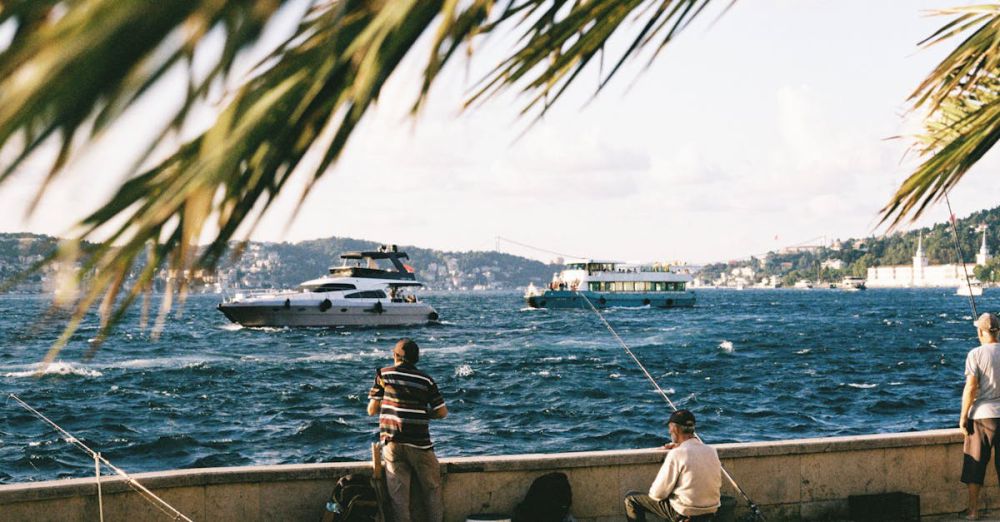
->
[[960, 312, 1000, 520], [624, 409, 721, 522]]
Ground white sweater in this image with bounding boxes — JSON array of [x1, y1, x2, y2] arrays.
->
[[649, 438, 722, 516]]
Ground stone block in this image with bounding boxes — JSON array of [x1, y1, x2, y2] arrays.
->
[[443, 470, 525, 520], [755, 502, 800, 521], [616, 462, 662, 505], [723, 454, 801, 505], [1, 497, 88, 522], [99, 486, 206, 522], [799, 498, 848, 520], [800, 448, 885, 501], [206, 482, 260, 522], [564, 466, 620, 519], [258, 479, 329, 521]]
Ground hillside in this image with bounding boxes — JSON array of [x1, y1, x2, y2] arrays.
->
[[698, 205, 1000, 286], [0, 234, 559, 292]]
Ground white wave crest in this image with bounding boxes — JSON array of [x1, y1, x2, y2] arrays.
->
[[847, 383, 877, 389], [796, 349, 811, 355], [454, 364, 474, 377], [220, 323, 243, 331], [718, 341, 734, 353], [4, 362, 102, 378]]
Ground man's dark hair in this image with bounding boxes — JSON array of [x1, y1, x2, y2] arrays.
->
[[395, 338, 419, 364]]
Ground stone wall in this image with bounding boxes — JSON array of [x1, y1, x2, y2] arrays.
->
[[0, 429, 977, 521]]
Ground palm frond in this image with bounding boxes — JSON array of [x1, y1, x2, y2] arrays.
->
[[0, 0, 724, 361], [882, 5, 1000, 228]]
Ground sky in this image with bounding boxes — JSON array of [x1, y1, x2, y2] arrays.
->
[[3, 1, 1000, 264]]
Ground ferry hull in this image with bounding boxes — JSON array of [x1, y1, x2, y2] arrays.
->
[[218, 301, 438, 327], [525, 290, 695, 309]]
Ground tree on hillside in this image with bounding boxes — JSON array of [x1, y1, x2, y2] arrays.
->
[[0, 1, 998, 357]]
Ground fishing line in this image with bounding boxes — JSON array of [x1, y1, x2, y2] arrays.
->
[[945, 193, 979, 317], [8, 394, 194, 522], [576, 293, 766, 521]]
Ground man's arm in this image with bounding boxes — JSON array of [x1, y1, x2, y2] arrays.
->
[[367, 399, 381, 417], [961, 374, 979, 434], [430, 404, 448, 419]]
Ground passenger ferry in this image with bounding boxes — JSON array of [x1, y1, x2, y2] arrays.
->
[[524, 260, 695, 309], [218, 245, 438, 327]]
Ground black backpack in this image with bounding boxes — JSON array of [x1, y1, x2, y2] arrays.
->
[[323, 473, 379, 522], [512, 472, 572, 522]]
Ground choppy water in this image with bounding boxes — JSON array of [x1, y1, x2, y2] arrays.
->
[[0, 289, 986, 483]]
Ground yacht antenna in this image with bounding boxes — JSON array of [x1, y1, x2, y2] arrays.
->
[[575, 293, 766, 521], [945, 194, 978, 317]]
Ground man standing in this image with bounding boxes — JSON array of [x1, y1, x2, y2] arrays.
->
[[961, 312, 1000, 520], [624, 410, 721, 522], [368, 338, 448, 522]]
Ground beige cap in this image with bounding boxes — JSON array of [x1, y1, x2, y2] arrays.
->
[[975, 313, 1000, 332]]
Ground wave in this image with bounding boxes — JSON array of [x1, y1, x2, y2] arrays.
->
[[454, 364, 474, 377], [718, 341, 734, 353], [846, 383, 877, 389], [4, 362, 102, 378]]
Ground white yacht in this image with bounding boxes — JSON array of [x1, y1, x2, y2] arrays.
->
[[218, 245, 438, 327], [525, 260, 695, 309]]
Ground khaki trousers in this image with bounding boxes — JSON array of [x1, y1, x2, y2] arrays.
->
[[383, 442, 443, 522]]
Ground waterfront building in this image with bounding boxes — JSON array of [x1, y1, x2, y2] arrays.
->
[[866, 230, 989, 288]]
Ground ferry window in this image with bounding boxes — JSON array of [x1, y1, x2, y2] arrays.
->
[[589, 282, 600, 291], [651, 282, 662, 291], [623, 281, 635, 292]]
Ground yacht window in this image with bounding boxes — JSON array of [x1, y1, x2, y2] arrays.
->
[[307, 283, 357, 292], [345, 290, 387, 299]]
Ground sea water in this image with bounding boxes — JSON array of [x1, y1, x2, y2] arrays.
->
[[0, 289, 984, 483]]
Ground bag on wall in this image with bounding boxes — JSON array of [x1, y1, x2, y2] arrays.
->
[[321, 473, 379, 522], [512, 472, 572, 522]]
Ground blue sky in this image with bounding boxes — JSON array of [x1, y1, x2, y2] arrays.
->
[[2, 1, 998, 263]]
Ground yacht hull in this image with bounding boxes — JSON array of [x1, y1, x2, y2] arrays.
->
[[525, 290, 695, 309], [218, 300, 438, 327]]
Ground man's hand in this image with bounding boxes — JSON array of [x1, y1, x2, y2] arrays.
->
[[661, 442, 677, 450], [960, 418, 970, 437]]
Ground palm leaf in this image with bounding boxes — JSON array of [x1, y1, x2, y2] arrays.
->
[[882, 5, 1000, 228], [0, 0, 725, 362]]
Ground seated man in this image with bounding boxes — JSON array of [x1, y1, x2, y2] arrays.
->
[[624, 410, 721, 521]]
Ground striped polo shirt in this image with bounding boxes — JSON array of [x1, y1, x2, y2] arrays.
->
[[369, 363, 445, 449]]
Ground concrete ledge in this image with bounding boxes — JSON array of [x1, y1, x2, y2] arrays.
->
[[0, 428, 972, 521]]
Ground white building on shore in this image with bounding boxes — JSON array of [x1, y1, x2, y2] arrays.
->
[[866, 230, 991, 288]]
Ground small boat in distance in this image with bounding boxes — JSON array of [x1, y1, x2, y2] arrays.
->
[[838, 276, 867, 291], [218, 245, 438, 327], [524, 260, 695, 309], [793, 280, 814, 289], [956, 281, 984, 297]]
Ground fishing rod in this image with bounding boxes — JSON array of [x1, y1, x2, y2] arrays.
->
[[8, 394, 194, 522], [945, 193, 979, 318], [576, 293, 766, 521]]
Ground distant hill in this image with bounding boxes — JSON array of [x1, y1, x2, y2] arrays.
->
[[0, 234, 559, 292], [698, 205, 1000, 286]]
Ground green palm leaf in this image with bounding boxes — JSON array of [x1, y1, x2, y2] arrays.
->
[[0, 0, 724, 362], [882, 5, 1000, 228]]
